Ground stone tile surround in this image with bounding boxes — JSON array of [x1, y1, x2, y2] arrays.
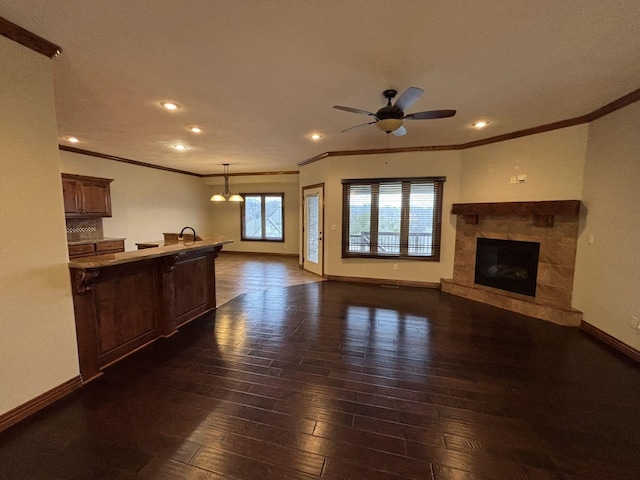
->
[[442, 203, 583, 326]]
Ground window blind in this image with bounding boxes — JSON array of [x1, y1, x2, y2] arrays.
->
[[341, 177, 444, 260]]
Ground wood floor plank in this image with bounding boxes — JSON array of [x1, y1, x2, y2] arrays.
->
[[1, 254, 638, 479]]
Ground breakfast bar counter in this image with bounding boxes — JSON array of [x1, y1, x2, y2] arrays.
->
[[69, 235, 232, 382]]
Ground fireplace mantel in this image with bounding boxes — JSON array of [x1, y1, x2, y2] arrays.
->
[[451, 200, 581, 227]]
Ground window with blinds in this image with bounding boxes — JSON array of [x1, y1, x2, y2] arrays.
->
[[341, 177, 445, 260]]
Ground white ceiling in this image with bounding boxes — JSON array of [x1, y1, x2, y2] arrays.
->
[[2, 1, 639, 175]]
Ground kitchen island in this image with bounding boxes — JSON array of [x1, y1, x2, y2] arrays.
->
[[69, 235, 232, 382]]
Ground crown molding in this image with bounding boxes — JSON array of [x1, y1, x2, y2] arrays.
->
[[59, 145, 201, 177], [0, 16, 61, 58], [298, 87, 640, 166], [202, 171, 299, 178], [60, 87, 640, 175]]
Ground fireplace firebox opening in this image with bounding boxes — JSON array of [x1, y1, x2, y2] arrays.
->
[[474, 238, 540, 297]]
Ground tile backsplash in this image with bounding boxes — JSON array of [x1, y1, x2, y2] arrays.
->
[[66, 226, 97, 234], [66, 218, 103, 242]]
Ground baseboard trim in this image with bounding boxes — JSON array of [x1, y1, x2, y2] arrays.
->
[[580, 320, 640, 363], [325, 275, 440, 289], [219, 250, 298, 258], [0, 376, 83, 432]]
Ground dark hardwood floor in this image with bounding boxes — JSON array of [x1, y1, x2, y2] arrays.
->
[[1, 257, 639, 479]]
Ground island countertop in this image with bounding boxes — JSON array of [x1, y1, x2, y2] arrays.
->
[[68, 233, 232, 382], [69, 234, 233, 269]]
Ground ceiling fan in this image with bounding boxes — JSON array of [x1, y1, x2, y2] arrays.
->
[[333, 87, 456, 136]]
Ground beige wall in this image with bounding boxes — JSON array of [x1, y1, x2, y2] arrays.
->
[[300, 151, 463, 283], [2, 25, 638, 422], [299, 126, 590, 285], [574, 101, 640, 350], [0, 38, 79, 416], [205, 176, 300, 255], [60, 151, 214, 251], [459, 124, 588, 202]]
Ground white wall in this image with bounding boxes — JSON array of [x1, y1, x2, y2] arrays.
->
[[205, 176, 300, 255], [574, 101, 640, 350], [0, 37, 79, 416], [59, 151, 214, 250], [459, 124, 588, 202], [300, 151, 463, 283]]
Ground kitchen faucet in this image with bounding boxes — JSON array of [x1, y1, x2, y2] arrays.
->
[[178, 226, 197, 242]]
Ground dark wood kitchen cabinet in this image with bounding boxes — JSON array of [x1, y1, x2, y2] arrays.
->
[[69, 241, 228, 381], [68, 243, 96, 259], [62, 173, 113, 218], [68, 239, 125, 259]]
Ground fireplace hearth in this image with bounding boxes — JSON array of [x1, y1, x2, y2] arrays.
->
[[474, 238, 540, 297], [441, 200, 583, 326]]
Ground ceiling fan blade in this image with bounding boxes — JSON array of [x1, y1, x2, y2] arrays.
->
[[333, 105, 376, 116], [405, 109, 457, 120], [391, 125, 407, 137], [394, 87, 424, 112], [341, 121, 376, 133]]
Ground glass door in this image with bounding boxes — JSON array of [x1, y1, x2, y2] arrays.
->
[[303, 185, 323, 276]]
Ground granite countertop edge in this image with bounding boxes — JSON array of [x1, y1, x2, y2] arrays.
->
[[69, 236, 233, 269]]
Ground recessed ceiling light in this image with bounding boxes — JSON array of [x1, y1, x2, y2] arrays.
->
[[309, 133, 323, 140], [160, 101, 181, 111], [188, 126, 203, 134], [472, 120, 490, 129], [67, 136, 80, 143], [174, 144, 187, 151]]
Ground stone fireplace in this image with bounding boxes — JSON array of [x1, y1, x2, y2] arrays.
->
[[441, 200, 583, 326]]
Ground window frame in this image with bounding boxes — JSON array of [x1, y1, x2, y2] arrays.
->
[[240, 192, 285, 242], [341, 177, 445, 261]]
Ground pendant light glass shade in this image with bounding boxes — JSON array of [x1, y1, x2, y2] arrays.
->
[[210, 164, 244, 202], [376, 118, 403, 133]]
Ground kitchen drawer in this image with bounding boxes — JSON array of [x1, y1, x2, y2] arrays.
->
[[69, 243, 95, 258], [96, 240, 125, 253]]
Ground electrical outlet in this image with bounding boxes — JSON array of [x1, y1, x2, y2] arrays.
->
[[631, 316, 640, 330], [393, 264, 398, 271]]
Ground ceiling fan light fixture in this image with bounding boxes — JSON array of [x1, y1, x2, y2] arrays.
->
[[376, 118, 403, 133], [334, 87, 455, 136]]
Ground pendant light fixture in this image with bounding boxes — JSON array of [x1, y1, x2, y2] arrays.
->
[[210, 164, 244, 202]]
